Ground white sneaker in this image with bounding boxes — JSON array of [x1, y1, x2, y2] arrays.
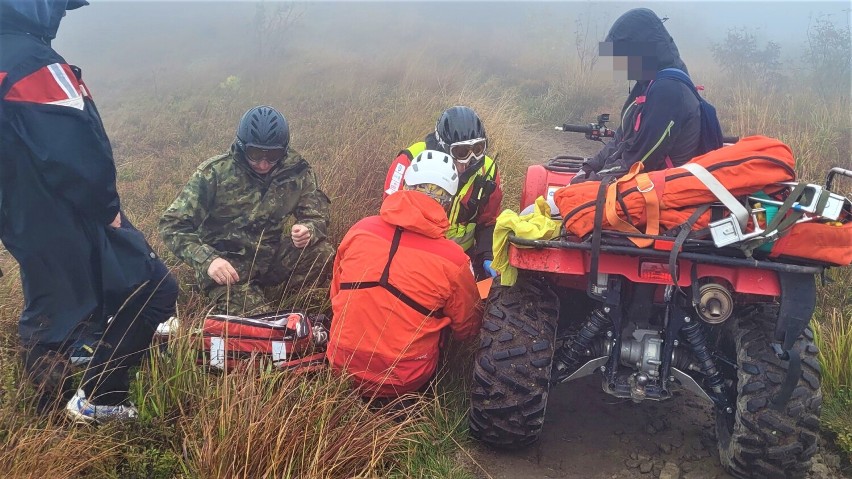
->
[[155, 316, 180, 337], [65, 389, 138, 424]]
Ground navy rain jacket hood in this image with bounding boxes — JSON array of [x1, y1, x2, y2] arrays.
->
[[0, 0, 88, 41], [604, 8, 689, 114]]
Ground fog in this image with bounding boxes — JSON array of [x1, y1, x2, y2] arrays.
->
[[53, 1, 850, 104]]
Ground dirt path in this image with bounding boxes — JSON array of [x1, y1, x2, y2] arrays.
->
[[461, 125, 848, 479], [517, 123, 601, 166]]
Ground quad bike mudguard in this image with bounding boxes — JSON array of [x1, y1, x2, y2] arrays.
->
[[776, 272, 816, 350]]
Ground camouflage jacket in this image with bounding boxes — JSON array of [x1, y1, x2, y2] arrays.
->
[[159, 148, 330, 278]]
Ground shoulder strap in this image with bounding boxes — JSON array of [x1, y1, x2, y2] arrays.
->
[[339, 226, 445, 318], [653, 68, 697, 95]]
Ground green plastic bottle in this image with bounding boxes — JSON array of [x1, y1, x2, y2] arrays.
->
[[751, 192, 778, 253]]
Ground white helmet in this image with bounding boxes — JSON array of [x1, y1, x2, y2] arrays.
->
[[403, 150, 459, 196]]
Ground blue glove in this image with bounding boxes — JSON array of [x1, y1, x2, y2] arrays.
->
[[483, 260, 498, 278]]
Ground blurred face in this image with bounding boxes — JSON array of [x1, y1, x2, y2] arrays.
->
[[245, 146, 286, 175], [611, 55, 658, 81], [600, 41, 659, 81]]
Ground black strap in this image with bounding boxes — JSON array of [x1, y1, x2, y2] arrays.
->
[[589, 179, 610, 298], [617, 193, 634, 226], [339, 281, 445, 318], [776, 272, 816, 349], [668, 204, 711, 288], [380, 227, 404, 285], [770, 347, 802, 411], [468, 160, 498, 216], [340, 226, 444, 318]]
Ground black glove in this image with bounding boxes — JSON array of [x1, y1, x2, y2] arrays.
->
[[570, 161, 600, 184]]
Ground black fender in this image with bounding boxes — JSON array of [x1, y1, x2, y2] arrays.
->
[[775, 272, 816, 350]]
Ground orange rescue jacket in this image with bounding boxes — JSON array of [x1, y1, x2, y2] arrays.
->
[[326, 190, 482, 397]]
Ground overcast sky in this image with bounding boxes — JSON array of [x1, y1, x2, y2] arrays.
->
[[51, 1, 850, 97]]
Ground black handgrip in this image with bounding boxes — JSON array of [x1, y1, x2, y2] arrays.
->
[[559, 123, 593, 133], [722, 136, 739, 144], [826, 167, 852, 191]]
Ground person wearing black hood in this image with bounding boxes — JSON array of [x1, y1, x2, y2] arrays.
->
[[0, 0, 178, 422], [572, 8, 723, 183]]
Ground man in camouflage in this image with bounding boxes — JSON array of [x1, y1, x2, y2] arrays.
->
[[159, 106, 334, 315]]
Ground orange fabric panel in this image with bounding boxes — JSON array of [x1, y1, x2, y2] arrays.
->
[[769, 221, 852, 266], [554, 136, 796, 239]]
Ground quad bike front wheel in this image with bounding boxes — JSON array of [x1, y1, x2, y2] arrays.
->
[[715, 306, 822, 479], [469, 274, 560, 448]]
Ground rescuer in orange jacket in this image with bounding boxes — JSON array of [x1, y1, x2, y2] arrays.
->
[[327, 150, 482, 398]]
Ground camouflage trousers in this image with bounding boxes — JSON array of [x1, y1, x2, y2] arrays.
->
[[200, 239, 335, 316]]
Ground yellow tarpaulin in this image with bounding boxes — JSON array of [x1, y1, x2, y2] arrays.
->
[[491, 196, 560, 286]]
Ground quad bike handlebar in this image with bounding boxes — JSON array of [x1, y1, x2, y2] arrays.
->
[[555, 113, 615, 142], [556, 112, 739, 144]]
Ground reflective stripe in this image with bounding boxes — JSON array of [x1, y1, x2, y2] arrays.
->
[[47, 63, 79, 100], [639, 120, 674, 165], [446, 223, 476, 250], [5, 63, 84, 110]]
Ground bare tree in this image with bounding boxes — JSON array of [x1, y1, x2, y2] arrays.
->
[[805, 14, 851, 95], [574, 12, 600, 75], [712, 28, 782, 86], [252, 2, 304, 58]]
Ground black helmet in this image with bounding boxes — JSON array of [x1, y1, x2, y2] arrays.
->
[[435, 106, 486, 149], [235, 106, 290, 152]]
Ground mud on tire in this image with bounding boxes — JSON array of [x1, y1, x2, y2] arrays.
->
[[716, 306, 822, 479], [469, 274, 560, 448]]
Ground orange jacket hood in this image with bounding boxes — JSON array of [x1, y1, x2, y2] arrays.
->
[[380, 190, 448, 238]]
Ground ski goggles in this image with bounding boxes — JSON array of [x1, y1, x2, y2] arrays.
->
[[245, 146, 287, 165], [448, 138, 487, 164]]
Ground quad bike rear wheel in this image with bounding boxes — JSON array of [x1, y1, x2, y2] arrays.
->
[[715, 306, 822, 479], [469, 274, 560, 448]]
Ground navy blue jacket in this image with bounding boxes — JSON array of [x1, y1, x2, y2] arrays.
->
[[0, 1, 157, 344], [585, 8, 701, 176]]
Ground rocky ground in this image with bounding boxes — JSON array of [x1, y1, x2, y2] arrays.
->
[[464, 376, 847, 479]]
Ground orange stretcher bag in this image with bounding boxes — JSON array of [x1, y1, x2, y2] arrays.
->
[[554, 136, 797, 246]]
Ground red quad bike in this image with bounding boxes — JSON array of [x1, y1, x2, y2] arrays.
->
[[468, 115, 852, 478]]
